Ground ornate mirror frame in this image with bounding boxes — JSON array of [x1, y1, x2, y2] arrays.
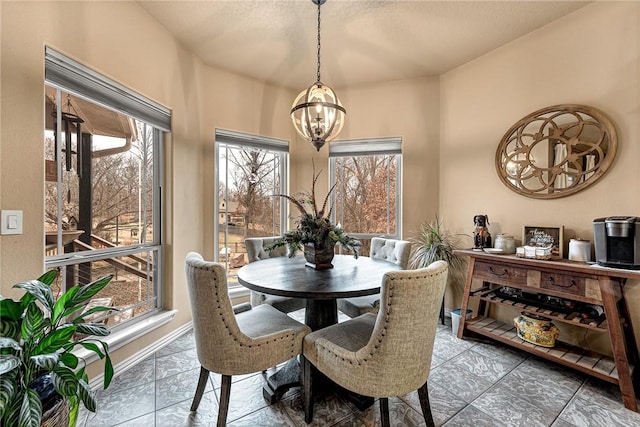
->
[[495, 104, 617, 199]]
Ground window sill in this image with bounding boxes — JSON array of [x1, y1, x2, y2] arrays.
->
[[74, 309, 177, 370]]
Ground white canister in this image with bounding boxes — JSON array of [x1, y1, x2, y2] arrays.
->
[[569, 239, 591, 262], [494, 234, 517, 254]]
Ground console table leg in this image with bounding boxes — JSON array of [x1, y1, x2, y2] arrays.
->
[[599, 277, 638, 412], [457, 257, 476, 338]]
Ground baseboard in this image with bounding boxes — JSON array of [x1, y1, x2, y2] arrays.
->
[[89, 320, 193, 390]]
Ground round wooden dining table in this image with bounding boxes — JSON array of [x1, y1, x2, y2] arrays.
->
[[237, 254, 403, 404], [237, 254, 403, 331]]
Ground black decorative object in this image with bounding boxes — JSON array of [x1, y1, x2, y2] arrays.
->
[[52, 94, 84, 177], [472, 214, 492, 249]]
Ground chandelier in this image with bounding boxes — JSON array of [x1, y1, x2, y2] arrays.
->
[[291, 0, 345, 151]]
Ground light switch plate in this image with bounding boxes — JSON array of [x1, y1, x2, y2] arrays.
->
[[1, 210, 23, 235]]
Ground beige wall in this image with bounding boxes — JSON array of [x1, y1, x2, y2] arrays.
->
[[0, 1, 295, 371], [440, 1, 639, 243], [439, 2, 640, 352], [289, 77, 441, 236]]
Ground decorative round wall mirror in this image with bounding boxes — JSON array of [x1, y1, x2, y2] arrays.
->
[[495, 104, 617, 199]]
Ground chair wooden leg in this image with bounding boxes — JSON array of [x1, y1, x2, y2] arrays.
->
[[379, 397, 390, 427], [190, 366, 210, 411], [302, 356, 314, 424], [417, 381, 435, 427], [217, 374, 232, 427]]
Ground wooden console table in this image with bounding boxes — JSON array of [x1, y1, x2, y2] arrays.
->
[[455, 249, 640, 412]]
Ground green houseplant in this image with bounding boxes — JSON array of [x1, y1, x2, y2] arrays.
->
[[0, 269, 115, 426], [410, 216, 468, 303], [267, 165, 361, 268], [410, 216, 466, 273]]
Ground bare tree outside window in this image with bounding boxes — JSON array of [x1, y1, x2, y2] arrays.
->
[[44, 86, 160, 328], [215, 134, 288, 285], [333, 155, 398, 236]]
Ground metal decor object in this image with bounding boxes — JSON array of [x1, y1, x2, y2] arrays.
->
[[291, 0, 346, 151]]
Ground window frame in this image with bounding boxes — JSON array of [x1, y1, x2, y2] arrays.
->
[[329, 137, 403, 240], [44, 48, 168, 332], [213, 129, 289, 291]]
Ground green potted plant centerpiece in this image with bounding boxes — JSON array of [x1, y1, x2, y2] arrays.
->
[[0, 269, 115, 426], [267, 165, 361, 269]]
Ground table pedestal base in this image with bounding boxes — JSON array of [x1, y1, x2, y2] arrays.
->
[[263, 358, 300, 404], [261, 299, 376, 412]]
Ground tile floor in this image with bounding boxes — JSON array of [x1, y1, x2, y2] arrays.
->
[[79, 310, 640, 426]]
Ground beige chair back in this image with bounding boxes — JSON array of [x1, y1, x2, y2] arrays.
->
[[245, 237, 287, 262], [352, 261, 447, 396], [370, 237, 411, 269], [185, 253, 247, 374]]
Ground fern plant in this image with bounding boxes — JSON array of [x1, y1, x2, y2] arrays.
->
[[410, 216, 467, 277], [0, 269, 115, 426]]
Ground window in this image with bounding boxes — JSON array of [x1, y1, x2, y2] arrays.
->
[[214, 129, 288, 287], [44, 48, 169, 330], [329, 138, 402, 253]]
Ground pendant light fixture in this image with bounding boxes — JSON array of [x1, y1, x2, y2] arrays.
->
[[291, 0, 345, 151]]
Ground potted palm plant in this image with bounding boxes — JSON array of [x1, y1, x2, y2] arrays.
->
[[267, 164, 361, 269], [0, 269, 115, 426]]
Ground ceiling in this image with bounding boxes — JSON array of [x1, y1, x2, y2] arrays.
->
[[138, 0, 590, 91]]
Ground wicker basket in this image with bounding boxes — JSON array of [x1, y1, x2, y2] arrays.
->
[[41, 397, 69, 427]]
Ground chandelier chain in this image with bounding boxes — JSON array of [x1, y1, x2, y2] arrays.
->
[[316, 0, 321, 83]]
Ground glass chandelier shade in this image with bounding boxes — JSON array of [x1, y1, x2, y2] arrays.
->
[[291, 81, 345, 151], [291, 0, 345, 151]]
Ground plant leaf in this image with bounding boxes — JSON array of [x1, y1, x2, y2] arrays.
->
[[51, 366, 78, 397], [0, 337, 22, 352], [60, 352, 78, 369], [103, 344, 113, 388], [72, 306, 115, 323], [76, 341, 104, 358], [21, 302, 44, 341], [31, 353, 60, 372], [78, 378, 97, 412], [0, 298, 24, 321], [61, 302, 90, 319], [0, 354, 21, 375], [0, 374, 16, 419], [70, 275, 113, 306], [52, 285, 80, 325], [14, 281, 54, 314], [74, 323, 111, 337], [18, 388, 42, 427], [33, 325, 76, 355], [0, 317, 21, 341], [3, 387, 24, 427], [37, 269, 59, 286]]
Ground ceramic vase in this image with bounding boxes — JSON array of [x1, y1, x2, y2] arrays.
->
[[303, 243, 335, 269]]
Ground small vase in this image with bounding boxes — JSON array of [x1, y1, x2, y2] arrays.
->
[[303, 243, 335, 269]]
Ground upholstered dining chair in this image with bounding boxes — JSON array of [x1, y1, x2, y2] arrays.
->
[[337, 237, 412, 318], [184, 252, 311, 427], [302, 260, 448, 427], [245, 237, 306, 313]]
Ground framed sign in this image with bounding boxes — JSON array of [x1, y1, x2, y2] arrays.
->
[[522, 225, 565, 258]]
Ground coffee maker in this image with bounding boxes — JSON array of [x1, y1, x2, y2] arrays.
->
[[593, 216, 640, 269]]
